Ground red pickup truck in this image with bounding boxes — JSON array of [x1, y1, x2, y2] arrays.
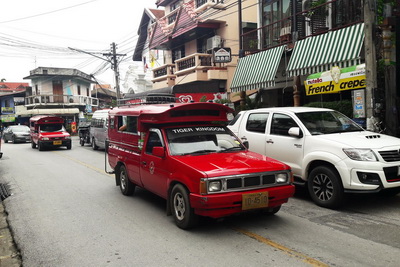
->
[[106, 102, 294, 229], [30, 115, 72, 151]]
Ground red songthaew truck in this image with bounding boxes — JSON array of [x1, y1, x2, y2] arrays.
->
[[106, 102, 294, 229], [30, 115, 72, 151]]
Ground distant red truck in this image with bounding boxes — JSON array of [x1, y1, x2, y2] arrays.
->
[[30, 115, 72, 151], [106, 102, 295, 229]]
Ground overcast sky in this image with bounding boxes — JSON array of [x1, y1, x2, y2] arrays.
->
[[0, 0, 157, 86]]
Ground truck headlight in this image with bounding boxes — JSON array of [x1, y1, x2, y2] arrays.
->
[[65, 136, 71, 139], [208, 180, 222, 192], [343, 148, 378, 161], [41, 137, 49, 141], [275, 173, 288, 183]]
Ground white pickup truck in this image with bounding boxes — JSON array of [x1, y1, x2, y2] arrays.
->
[[228, 107, 400, 208]]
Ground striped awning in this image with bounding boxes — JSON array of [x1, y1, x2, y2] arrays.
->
[[286, 23, 365, 77], [230, 45, 286, 92]]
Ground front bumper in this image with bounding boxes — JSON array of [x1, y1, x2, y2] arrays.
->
[[14, 136, 31, 142], [189, 185, 295, 218], [40, 140, 71, 147], [337, 158, 400, 191]]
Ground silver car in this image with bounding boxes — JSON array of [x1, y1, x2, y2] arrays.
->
[[3, 125, 31, 143]]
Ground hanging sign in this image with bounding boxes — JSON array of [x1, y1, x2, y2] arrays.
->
[[213, 47, 231, 63], [304, 64, 366, 96]]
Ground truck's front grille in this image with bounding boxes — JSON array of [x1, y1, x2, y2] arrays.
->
[[379, 150, 400, 162], [383, 167, 400, 182], [205, 171, 290, 194]]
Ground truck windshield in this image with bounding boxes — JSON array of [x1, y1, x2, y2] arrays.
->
[[295, 111, 364, 135], [40, 124, 65, 133], [166, 126, 245, 156]]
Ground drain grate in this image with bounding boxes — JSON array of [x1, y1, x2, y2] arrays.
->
[[0, 183, 11, 201]]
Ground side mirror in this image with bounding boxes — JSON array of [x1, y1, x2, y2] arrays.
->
[[242, 140, 249, 149], [152, 146, 165, 158], [288, 127, 303, 138]]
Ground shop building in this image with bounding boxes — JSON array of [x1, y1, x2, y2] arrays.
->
[[22, 67, 98, 133]]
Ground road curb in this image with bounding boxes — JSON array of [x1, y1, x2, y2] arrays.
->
[[0, 202, 21, 267]]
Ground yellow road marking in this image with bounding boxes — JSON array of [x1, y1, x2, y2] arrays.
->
[[52, 151, 114, 177], [233, 227, 329, 267]]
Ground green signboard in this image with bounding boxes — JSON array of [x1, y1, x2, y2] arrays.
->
[[1, 114, 16, 123]]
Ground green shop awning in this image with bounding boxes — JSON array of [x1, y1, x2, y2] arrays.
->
[[230, 45, 286, 92], [286, 23, 364, 77]]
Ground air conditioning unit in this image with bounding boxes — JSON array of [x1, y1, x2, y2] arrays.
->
[[206, 35, 221, 50]]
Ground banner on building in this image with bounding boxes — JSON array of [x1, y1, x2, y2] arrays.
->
[[304, 64, 366, 96], [1, 114, 16, 123], [1, 107, 14, 114]]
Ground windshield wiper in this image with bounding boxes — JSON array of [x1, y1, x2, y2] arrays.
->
[[180, 150, 218, 156], [221, 147, 244, 153]]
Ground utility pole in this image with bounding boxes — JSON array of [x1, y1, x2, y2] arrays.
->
[[364, 0, 378, 130], [103, 42, 126, 100]]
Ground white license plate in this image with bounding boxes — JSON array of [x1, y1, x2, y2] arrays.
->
[[242, 192, 269, 210]]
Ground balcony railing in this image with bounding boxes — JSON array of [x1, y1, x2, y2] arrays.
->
[[152, 64, 176, 82], [152, 53, 228, 87], [25, 95, 99, 107], [175, 53, 212, 74], [242, 0, 363, 52]]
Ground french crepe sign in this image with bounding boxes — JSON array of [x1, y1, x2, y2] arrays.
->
[[304, 64, 366, 96]]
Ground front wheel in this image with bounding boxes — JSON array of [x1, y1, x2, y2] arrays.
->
[[170, 184, 198, 229], [308, 166, 344, 209], [66, 143, 72, 150], [31, 141, 36, 149], [118, 165, 135, 196], [38, 141, 44, 151], [92, 138, 99, 150]]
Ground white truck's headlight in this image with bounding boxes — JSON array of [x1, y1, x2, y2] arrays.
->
[[275, 173, 288, 183], [343, 148, 378, 161], [41, 137, 49, 140], [208, 180, 222, 192]]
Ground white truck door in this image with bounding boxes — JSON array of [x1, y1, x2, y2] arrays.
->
[[237, 112, 270, 155], [264, 112, 304, 178]]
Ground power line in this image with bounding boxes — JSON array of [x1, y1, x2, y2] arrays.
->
[[0, 0, 99, 24]]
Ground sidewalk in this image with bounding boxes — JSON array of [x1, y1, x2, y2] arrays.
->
[[0, 202, 21, 267]]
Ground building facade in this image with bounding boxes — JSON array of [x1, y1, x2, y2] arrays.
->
[[131, 0, 257, 103], [22, 67, 98, 132]]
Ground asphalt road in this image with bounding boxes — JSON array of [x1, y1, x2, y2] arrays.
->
[[0, 137, 399, 267]]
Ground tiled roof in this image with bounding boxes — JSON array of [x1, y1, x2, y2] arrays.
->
[[0, 82, 29, 91], [149, 9, 164, 19], [93, 84, 113, 90]]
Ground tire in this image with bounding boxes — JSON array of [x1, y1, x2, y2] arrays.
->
[[260, 205, 281, 216], [4, 139, 8, 143], [170, 184, 198, 229], [31, 141, 36, 149], [92, 138, 99, 150], [118, 165, 135, 196], [308, 166, 344, 209], [38, 141, 44, 151], [80, 139, 84, 146], [66, 143, 72, 150], [12, 136, 16, 143]]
